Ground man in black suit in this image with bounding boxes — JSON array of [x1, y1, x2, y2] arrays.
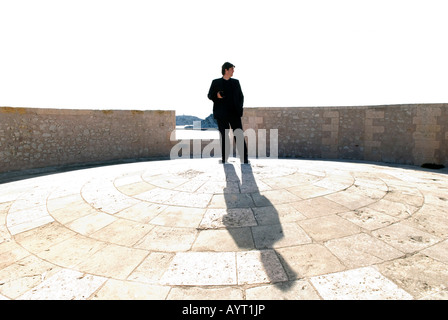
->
[[208, 62, 248, 164]]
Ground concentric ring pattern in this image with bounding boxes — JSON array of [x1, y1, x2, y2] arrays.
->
[[1, 158, 447, 300]]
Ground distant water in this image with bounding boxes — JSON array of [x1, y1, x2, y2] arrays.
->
[[175, 126, 219, 140]]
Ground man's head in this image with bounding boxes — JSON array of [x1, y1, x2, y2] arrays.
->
[[222, 62, 235, 77]]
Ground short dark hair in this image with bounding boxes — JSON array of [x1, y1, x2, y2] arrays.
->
[[222, 62, 235, 75]]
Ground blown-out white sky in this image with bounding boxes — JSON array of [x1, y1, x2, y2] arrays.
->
[[1, 0, 447, 118]]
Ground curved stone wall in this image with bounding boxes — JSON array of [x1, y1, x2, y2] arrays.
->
[[242, 104, 448, 167], [1, 104, 447, 175], [0, 107, 175, 174]]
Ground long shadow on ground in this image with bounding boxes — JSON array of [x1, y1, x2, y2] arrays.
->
[[222, 163, 297, 291]]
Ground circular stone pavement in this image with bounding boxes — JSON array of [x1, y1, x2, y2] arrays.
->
[[1, 158, 448, 300]]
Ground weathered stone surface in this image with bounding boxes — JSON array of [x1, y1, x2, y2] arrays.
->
[[242, 104, 448, 166], [1, 158, 447, 300], [2, 104, 447, 176], [0, 107, 174, 174]]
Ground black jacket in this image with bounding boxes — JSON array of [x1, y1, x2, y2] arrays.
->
[[208, 78, 244, 119]]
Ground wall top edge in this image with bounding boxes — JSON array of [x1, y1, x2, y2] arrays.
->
[[0, 106, 175, 115], [244, 103, 448, 110]]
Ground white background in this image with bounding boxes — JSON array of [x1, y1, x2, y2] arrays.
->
[[1, 0, 447, 118]]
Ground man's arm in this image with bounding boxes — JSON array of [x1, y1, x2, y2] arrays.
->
[[208, 80, 220, 102], [236, 80, 244, 116], [238, 80, 244, 107]]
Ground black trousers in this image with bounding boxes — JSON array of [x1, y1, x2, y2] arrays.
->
[[216, 117, 248, 163]]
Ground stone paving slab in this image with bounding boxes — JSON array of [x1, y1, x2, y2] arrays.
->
[[0, 158, 447, 300]]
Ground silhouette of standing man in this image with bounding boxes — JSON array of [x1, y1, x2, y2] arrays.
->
[[208, 62, 249, 164]]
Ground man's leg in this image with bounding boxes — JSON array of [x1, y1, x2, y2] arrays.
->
[[229, 117, 248, 163], [216, 118, 230, 163]]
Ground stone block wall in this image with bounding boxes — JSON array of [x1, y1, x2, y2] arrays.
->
[[0, 107, 174, 174], [242, 104, 448, 166], [1, 104, 447, 175]]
